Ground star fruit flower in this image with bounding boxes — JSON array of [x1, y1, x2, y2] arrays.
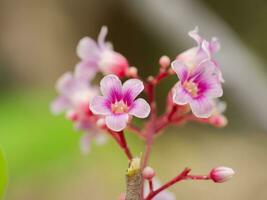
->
[[90, 74, 151, 132], [76, 26, 129, 78]]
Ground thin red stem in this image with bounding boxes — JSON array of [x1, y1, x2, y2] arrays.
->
[[145, 168, 191, 200], [118, 131, 133, 160], [149, 180, 154, 192]]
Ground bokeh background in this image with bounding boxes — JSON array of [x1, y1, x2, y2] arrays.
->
[[0, 0, 267, 199]]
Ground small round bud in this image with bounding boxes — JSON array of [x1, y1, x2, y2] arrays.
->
[[96, 118, 105, 127], [142, 166, 156, 180], [210, 167, 235, 183], [159, 55, 170, 68], [66, 110, 78, 121], [127, 66, 138, 77]]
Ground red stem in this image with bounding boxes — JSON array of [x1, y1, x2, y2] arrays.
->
[[145, 168, 191, 200], [118, 131, 133, 160]]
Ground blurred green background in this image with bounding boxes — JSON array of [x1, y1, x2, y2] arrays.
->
[[0, 0, 267, 199]]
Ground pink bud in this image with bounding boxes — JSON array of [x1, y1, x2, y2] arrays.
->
[[142, 166, 156, 180], [210, 167, 235, 183], [127, 67, 138, 77], [159, 55, 170, 68]]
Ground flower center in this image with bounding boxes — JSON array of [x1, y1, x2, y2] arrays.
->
[[111, 100, 128, 114], [183, 81, 198, 97]]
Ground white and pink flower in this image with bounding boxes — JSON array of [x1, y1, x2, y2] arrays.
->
[[210, 167, 235, 183], [172, 60, 223, 118], [90, 74, 151, 132], [76, 26, 129, 78], [50, 71, 106, 153], [177, 27, 223, 82]]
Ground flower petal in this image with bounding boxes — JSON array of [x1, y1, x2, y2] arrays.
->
[[173, 83, 191, 105], [171, 60, 189, 83], [76, 37, 100, 60], [56, 72, 75, 95], [190, 97, 213, 118], [100, 74, 122, 100], [74, 60, 98, 82], [90, 96, 111, 115], [122, 79, 144, 102], [105, 114, 129, 132], [188, 26, 202, 45], [97, 26, 110, 50], [50, 96, 71, 114], [129, 98, 150, 118]]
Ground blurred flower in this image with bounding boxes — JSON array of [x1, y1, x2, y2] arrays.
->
[[76, 26, 129, 78], [210, 167, 235, 183], [144, 178, 176, 200], [172, 60, 223, 118], [177, 27, 223, 82], [90, 74, 150, 131], [50, 71, 106, 153]]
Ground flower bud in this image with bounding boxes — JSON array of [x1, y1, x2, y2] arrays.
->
[[209, 115, 228, 128], [96, 118, 105, 128], [142, 166, 156, 180], [127, 66, 138, 77], [159, 55, 170, 68], [210, 167, 235, 183]]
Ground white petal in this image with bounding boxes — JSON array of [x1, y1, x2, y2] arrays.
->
[[129, 98, 150, 118], [173, 83, 191, 105], [105, 114, 128, 132], [190, 97, 213, 118], [122, 79, 144, 100], [76, 37, 99, 60], [171, 60, 189, 82], [100, 74, 122, 97], [90, 96, 111, 115]]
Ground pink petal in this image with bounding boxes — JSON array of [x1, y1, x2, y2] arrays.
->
[[76, 37, 99, 60], [97, 26, 109, 50], [190, 97, 213, 118], [171, 60, 189, 83], [188, 26, 202, 45], [173, 83, 191, 105], [129, 98, 150, 118], [100, 74, 122, 97], [74, 61, 98, 81], [56, 72, 76, 95], [90, 96, 111, 115], [105, 114, 129, 132], [50, 96, 70, 114], [205, 79, 223, 98], [122, 79, 144, 100]]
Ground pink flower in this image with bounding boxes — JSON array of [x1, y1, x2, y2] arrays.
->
[[51, 71, 106, 153], [90, 74, 150, 132], [144, 178, 176, 200], [177, 27, 223, 82], [172, 59, 223, 118], [210, 167, 235, 183], [76, 26, 129, 78]]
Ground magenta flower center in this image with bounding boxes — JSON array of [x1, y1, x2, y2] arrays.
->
[[183, 81, 198, 97], [111, 100, 128, 114]]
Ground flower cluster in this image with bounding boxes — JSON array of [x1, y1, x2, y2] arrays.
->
[[51, 26, 233, 199]]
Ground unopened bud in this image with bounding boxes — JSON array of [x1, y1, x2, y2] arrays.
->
[[159, 55, 170, 68], [142, 166, 156, 180], [210, 167, 235, 183], [127, 66, 138, 77]]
